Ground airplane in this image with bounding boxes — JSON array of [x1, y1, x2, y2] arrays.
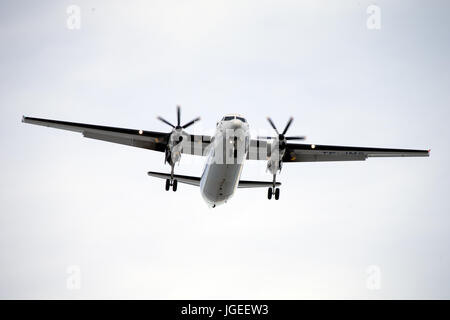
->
[[22, 106, 430, 208]]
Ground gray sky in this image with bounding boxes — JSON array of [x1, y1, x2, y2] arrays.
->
[[1, 0, 449, 299]]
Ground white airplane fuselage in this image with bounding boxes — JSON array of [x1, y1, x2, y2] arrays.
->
[[199, 115, 250, 207]]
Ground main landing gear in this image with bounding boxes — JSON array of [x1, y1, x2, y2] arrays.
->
[[267, 187, 280, 200], [267, 174, 280, 200], [165, 164, 178, 192], [165, 178, 177, 191]]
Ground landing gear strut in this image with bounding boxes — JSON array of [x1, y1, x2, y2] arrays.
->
[[164, 164, 178, 192], [267, 174, 280, 200]]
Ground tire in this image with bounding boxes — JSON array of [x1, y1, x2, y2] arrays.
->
[[172, 179, 178, 192], [275, 188, 280, 200], [165, 179, 170, 191], [268, 187, 272, 200]]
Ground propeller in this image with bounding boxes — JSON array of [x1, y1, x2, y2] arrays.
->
[[258, 117, 306, 144], [157, 105, 201, 130]]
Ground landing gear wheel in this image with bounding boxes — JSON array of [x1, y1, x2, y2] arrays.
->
[[275, 188, 280, 200], [268, 187, 273, 200], [172, 179, 178, 192], [165, 179, 170, 191]]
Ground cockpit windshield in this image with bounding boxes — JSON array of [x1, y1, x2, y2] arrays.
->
[[222, 115, 247, 123]]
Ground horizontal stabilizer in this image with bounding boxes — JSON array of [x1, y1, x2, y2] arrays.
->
[[147, 171, 281, 188], [147, 171, 200, 186], [238, 180, 281, 188]]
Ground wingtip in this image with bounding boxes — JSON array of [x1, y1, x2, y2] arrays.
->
[[21, 115, 26, 123]]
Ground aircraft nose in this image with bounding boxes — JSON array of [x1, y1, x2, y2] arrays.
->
[[229, 119, 242, 129]]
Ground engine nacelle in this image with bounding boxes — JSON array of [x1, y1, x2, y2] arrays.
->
[[267, 157, 282, 175], [165, 130, 187, 166], [266, 140, 285, 175]]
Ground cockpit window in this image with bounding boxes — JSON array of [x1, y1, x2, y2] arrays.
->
[[223, 116, 235, 121], [236, 117, 246, 123]]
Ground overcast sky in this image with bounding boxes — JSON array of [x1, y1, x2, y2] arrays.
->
[[1, 0, 449, 299]]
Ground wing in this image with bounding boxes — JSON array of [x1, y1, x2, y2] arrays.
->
[[247, 139, 271, 160], [247, 139, 429, 162], [22, 116, 212, 155], [282, 143, 430, 162]]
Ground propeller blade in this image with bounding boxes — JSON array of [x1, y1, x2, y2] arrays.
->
[[267, 117, 279, 134], [285, 136, 306, 140], [182, 117, 201, 129], [282, 117, 294, 135], [157, 116, 175, 128], [176, 105, 181, 127]]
